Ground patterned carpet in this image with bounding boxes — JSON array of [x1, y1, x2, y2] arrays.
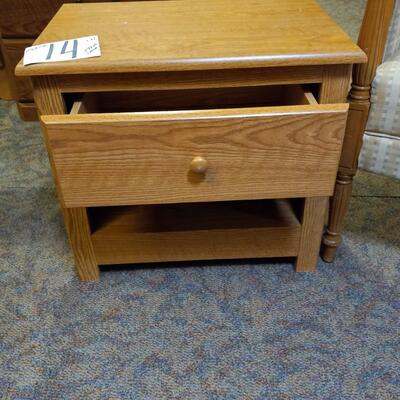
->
[[1, 1, 400, 399]]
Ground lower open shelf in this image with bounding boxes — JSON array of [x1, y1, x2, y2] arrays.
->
[[89, 199, 301, 265]]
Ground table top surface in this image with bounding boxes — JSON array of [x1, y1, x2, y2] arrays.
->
[[16, 0, 366, 77]]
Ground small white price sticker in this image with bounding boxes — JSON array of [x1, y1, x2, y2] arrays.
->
[[23, 35, 101, 66]]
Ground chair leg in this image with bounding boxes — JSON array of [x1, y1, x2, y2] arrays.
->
[[321, 173, 354, 262]]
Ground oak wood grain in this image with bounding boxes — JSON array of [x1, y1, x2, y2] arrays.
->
[[42, 103, 348, 208], [319, 65, 352, 104], [296, 197, 328, 272], [64, 208, 99, 281], [90, 199, 301, 265], [73, 84, 316, 113], [15, 0, 366, 77], [55, 67, 325, 93], [33, 76, 99, 281], [33, 76, 66, 115], [24, 0, 363, 276]]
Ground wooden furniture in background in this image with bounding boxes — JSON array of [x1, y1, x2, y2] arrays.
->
[[321, 0, 396, 261], [0, 0, 76, 120], [0, 0, 150, 120], [0, 34, 13, 100], [16, 0, 365, 280]]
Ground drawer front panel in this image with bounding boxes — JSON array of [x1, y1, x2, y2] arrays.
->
[[42, 105, 348, 207]]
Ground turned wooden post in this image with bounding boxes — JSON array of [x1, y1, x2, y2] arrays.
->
[[321, 0, 396, 262]]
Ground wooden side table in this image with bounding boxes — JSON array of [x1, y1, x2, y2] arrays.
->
[[16, 0, 365, 280]]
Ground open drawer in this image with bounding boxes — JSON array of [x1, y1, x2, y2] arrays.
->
[[41, 85, 348, 208]]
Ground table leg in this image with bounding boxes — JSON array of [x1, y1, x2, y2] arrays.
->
[[296, 197, 328, 272], [32, 76, 99, 280], [63, 207, 100, 281]]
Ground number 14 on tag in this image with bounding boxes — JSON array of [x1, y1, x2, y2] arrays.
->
[[23, 35, 101, 66]]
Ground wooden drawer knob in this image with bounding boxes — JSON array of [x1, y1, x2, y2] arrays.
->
[[190, 156, 208, 174]]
